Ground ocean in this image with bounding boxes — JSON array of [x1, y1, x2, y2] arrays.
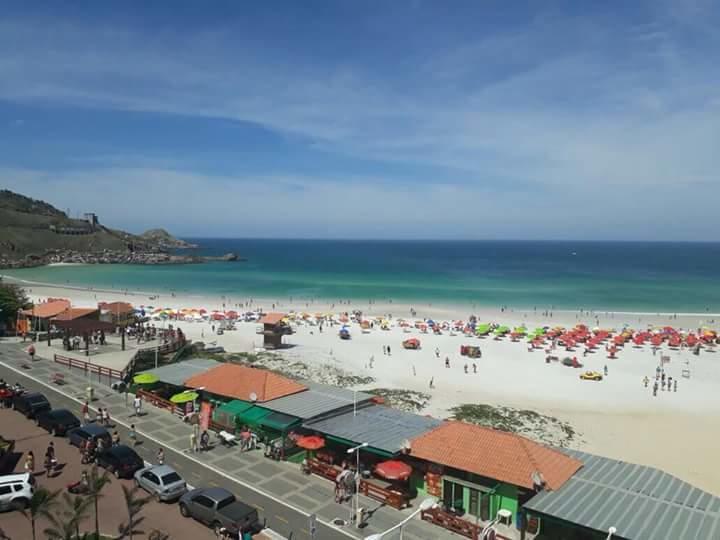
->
[[2, 239, 720, 313]]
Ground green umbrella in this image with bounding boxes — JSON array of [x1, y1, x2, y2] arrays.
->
[[494, 325, 510, 335], [133, 373, 159, 385], [513, 326, 527, 335], [475, 323, 491, 335], [170, 391, 199, 404]]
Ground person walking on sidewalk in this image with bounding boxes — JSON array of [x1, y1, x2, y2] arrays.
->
[[189, 431, 198, 453], [156, 447, 164, 465], [129, 424, 137, 446], [133, 395, 142, 417], [82, 401, 90, 424]]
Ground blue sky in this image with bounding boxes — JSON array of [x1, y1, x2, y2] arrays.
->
[[0, 1, 718, 240]]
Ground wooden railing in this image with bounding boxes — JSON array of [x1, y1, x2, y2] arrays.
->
[[359, 479, 409, 510], [420, 508, 512, 540], [307, 458, 340, 482], [136, 389, 180, 414], [54, 354, 124, 383]]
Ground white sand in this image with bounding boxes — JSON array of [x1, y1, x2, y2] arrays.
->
[[7, 276, 720, 495]]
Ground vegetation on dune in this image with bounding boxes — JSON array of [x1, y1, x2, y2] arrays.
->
[[449, 403, 578, 447], [367, 388, 431, 412]]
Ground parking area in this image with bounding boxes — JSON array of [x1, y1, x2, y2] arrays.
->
[[0, 406, 216, 540]]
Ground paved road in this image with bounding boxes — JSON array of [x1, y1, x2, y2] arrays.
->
[[0, 343, 362, 540]]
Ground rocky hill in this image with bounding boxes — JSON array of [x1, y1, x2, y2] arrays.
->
[[139, 228, 197, 249], [0, 190, 187, 268]]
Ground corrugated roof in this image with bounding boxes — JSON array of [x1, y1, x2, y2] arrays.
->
[[261, 381, 374, 420], [303, 404, 442, 455], [524, 449, 720, 540], [184, 363, 306, 402], [259, 313, 286, 325], [21, 299, 71, 319], [409, 421, 582, 491], [141, 359, 221, 387]]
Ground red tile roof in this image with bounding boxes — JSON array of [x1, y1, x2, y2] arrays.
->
[[184, 363, 306, 402], [21, 299, 71, 319], [409, 421, 582, 491], [98, 301, 134, 314], [259, 313, 286, 325], [53, 308, 99, 321]]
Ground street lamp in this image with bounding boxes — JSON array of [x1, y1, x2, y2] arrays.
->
[[346, 442, 368, 524], [606, 526, 617, 539], [364, 497, 438, 540]]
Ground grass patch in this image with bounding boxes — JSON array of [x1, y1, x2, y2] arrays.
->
[[367, 388, 431, 412]]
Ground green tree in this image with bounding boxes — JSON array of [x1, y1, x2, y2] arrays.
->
[[85, 466, 112, 539], [117, 484, 151, 540], [21, 486, 61, 540], [0, 280, 30, 329], [44, 492, 91, 540]]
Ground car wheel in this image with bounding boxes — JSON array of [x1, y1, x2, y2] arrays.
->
[[35, 417, 40, 426], [134, 478, 140, 488], [179, 503, 190, 517], [212, 521, 223, 535], [11, 498, 29, 510]]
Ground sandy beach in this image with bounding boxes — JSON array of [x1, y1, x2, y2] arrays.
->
[[6, 275, 720, 496]]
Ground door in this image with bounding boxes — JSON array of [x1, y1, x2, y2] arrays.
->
[[142, 471, 159, 493], [192, 495, 214, 523], [469, 488, 479, 518], [480, 490, 490, 520], [442, 480, 465, 514]]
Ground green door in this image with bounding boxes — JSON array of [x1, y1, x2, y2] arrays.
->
[[443, 480, 465, 513]]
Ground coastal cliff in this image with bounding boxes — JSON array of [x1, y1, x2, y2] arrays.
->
[[0, 190, 242, 269]]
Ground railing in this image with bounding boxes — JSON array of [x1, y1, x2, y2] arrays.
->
[[54, 354, 124, 383], [136, 388, 179, 414], [307, 458, 339, 482], [420, 508, 512, 540], [359, 479, 409, 510]]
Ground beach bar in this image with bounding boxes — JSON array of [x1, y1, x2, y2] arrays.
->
[[257, 312, 293, 349]]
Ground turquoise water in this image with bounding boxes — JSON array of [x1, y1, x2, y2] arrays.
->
[[2, 239, 720, 313]]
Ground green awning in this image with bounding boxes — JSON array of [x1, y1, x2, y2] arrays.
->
[[259, 412, 301, 432], [236, 406, 271, 426], [216, 399, 254, 416], [326, 435, 396, 458]]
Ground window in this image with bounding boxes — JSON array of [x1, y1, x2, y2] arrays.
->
[[0, 486, 11, 495], [13, 485, 25, 492], [162, 472, 181, 484], [144, 472, 159, 484], [193, 495, 213, 508]]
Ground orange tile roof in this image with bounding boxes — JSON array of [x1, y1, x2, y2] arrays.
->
[[98, 301, 134, 314], [184, 363, 306, 402], [53, 308, 99, 321], [409, 421, 582, 491], [21, 299, 71, 319], [259, 312, 286, 325]]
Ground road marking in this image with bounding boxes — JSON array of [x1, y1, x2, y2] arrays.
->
[[0, 358, 359, 539], [275, 515, 289, 524]]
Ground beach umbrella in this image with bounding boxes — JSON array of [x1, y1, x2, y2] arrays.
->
[[374, 460, 412, 481], [296, 435, 325, 450], [133, 373, 159, 385], [225, 310, 238, 319], [170, 391, 199, 404]]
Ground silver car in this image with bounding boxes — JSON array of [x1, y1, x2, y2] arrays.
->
[[133, 465, 187, 502]]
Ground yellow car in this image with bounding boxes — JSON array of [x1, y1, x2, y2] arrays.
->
[[579, 371, 603, 381]]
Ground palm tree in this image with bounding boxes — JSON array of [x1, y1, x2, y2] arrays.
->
[[44, 493, 91, 540], [148, 531, 170, 540], [85, 465, 112, 539], [21, 486, 60, 540], [117, 484, 151, 540]]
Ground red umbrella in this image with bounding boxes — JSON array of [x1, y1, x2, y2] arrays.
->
[[296, 435, 325, 450], [374, 460, 412, 481]]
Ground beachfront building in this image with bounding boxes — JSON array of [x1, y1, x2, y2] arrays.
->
[[17, 298, 71, 333], [406, 421, 582, 538], [98, 301, 136, 327], [257, 312, 292, 349]]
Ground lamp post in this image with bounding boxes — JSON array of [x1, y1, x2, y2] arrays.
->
[[346, 442, 368, 525], [606, 526, 617, 539], [364, 497, 438, 540]]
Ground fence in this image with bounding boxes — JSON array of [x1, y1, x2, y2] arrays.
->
[[53, 354, 125, 385]]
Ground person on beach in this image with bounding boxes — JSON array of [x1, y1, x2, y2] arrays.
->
[[653, 382, 658, 396], [604, 365, 608, 376], [435, 347, 440, 358], [369, 355, 374, 369], [445, 357, 450, 368], [387, 345, 391, 356], [429, 377, 434, 389], [473, 363, 477, 373], [674, 379, 678, 392], [382, 345, 386, 355], [643, 376, 649, 388], [464, 363, 468, 374]]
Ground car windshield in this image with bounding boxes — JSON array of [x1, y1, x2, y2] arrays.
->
[[55, 411, 76, 422], [216, 495, 236, 510], [27, 395, 48, 404], [113, 447, 136, 459], [161, 472, 181, 484]]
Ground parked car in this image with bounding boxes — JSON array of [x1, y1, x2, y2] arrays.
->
[[12, 392, 51, 419], [67, 424, 112, 449], [0, 436, 15, 474], [96, 445, 144, 479], [36, 409, 81, 436], [134, 464, 187, 502], [0, 473, 35, 511], [179, 487, 262, 536]]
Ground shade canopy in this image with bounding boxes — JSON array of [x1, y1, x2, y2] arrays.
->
[[374, 460, 412, 481], [133, 373, 159, 384], [296, 435, 326, 450], [170, 391, 199, 404]]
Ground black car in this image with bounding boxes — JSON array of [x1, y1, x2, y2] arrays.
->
[[96, 445, 144, 479], [35, 409, 81, 436], [12, 392, 51, 419], [67, 424, 112, 449]]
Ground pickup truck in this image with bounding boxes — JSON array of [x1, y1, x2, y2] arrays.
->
[[178, 487, 262, 536]]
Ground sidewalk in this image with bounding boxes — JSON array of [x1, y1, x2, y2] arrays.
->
[[0, 341, 460, 540]]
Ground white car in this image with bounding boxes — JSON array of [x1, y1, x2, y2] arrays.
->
[[0, 473, 35, 511]]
